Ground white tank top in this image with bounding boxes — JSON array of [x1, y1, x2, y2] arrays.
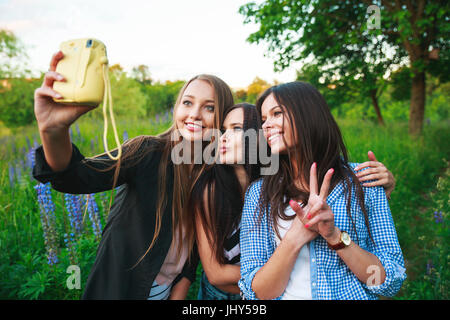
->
[[274, 203, 312, 300]]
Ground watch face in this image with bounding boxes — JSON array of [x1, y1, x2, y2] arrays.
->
[[341, 232, 351, 245]]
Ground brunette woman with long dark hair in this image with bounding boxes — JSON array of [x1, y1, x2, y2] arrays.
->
[[32, 51, 234, 299], [190, 99, 397, 300], [188, 103, 261, 299], [238, 81, 406, 300]]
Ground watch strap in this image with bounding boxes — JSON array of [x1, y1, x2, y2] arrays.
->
[[327, 231, 349, 251]]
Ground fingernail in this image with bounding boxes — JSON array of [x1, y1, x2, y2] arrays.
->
[[56, 75, 63, 80], [305, 224, 309, 228], [307, 214, 311, 219], [55, 94, 62, 98], [289, 199, 295, 206]]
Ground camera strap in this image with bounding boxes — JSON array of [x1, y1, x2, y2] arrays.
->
[[101, 63, 122, 161]]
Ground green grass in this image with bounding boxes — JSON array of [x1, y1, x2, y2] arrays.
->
[[0, 118, 448, 299]]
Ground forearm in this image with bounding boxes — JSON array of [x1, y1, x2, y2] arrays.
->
[[215, 283, 241, 295], [168, 277, 191, 300], [39, 127, 73, 172], [327, 229, 386, 285], [203, 262, 240, 287], [252, 237, 303, 300]]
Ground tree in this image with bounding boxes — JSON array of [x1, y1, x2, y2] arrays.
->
[[130, 64, 152, 85], [0, 77, 40, 128], [0, 29, 29, 78], [239, 0, 449, 135], [246, 77, 271, 103]]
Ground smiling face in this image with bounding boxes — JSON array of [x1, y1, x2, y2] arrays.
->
[[174, 79, 216, 142], [218, 108, 244, 164], [261, 93, 296, 154]]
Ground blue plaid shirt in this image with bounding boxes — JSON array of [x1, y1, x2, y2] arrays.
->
[[238, 163, 406, 300]]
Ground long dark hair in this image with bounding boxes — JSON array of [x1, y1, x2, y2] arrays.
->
[[188, 103, 262, 264], [255, 81, 373, 244]]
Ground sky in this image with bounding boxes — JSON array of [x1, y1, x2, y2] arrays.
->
[[0, 0, 303, 89]]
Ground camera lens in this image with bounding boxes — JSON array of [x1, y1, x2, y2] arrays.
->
[[86, 39, 93, 48]]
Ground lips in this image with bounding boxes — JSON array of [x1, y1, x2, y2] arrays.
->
[[219, 146, 227, 154], [266, 131, 283, 144], [185, 121, 204, 132]]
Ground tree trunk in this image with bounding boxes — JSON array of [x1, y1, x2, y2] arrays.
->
[[370, 90, 385, 126], [409, 71, 426, 136]]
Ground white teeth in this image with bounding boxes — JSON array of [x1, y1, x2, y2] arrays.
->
[[186, 123, 202, 129], [268, 133, 281, 141]]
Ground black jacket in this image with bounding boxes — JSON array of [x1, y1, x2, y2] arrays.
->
[[33, 137, 198, 299]]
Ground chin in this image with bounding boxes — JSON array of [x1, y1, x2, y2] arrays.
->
[[269, 144, 283, 155], [179, 129, 204, 142]]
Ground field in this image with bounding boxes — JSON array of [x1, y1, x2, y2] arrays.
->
[[0, 116, 448, 300]]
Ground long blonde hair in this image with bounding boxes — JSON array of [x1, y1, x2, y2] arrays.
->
[[90, 74, 234, 268]]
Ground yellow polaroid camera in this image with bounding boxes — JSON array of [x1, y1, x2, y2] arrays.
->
[[53, 38, 121, 160], [54, 38, 108, 106]]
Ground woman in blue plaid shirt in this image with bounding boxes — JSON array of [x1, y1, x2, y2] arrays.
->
[[238, 81, 406, 300]]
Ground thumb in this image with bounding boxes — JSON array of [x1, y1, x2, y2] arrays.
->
[[368, 150, 378, 162], [289, 199, 306, 220]]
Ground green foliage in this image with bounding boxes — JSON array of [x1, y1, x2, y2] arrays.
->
[[1, 118, 449, 300], [0, 77, 41, 128], [239, 0, 450, 133], [0, 29, 29, 78], [106, 71, 147, 119], [141, 80, 184, 117]]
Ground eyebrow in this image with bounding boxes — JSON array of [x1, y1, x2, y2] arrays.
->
[[183, 95, 215, 103], [261, 105, 282, 118]]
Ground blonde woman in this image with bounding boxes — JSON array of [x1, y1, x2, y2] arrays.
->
[[33, 51, 234, 299]]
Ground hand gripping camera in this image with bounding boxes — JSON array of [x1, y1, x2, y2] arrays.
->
[[53, 38, 121, 161]]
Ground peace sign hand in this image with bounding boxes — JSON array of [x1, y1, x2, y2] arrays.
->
[[289, 163, 338, 241]]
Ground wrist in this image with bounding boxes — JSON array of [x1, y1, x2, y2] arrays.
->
[[283, 232, 307, 252], [324, 227, 341, 245], [39, 124, 70, 137]]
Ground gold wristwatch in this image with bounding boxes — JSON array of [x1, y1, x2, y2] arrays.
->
[[327, 230, 351, 250]]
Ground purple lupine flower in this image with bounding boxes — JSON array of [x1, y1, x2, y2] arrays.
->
[[64, 194, 84, 236], [90, 138, 95, 152], [25, 136, 31, 150], [47, 250, 59, 265], [26, 148, 36, 176], [8, 163, 14, 188], [35, 183, 59, 266], [21, 146, 26, 158], [123, 130, 129, 142], [63, 231, 77, 265], [433, 211, 443, 224], [69, 127, 73, 140], [155, 114, 160, 123], [86, 194, 102, 239], [75, 123, 81, 139], [14, 162, 22, 183]]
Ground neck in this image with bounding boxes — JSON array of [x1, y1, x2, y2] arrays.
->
[[291, 157, 309, 193], [233, 165, 249, 194]]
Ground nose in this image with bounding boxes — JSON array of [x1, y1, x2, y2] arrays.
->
[[262, 117, 272, 131], [219, 130, 227, 144], [188, 104, 202, 120]]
